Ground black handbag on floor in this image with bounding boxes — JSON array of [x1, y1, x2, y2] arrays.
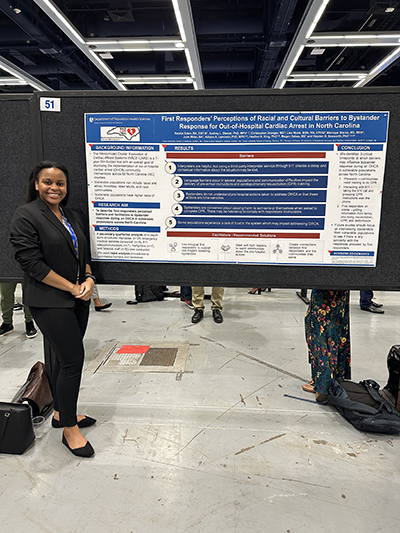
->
[[0, 402, 35, 454]]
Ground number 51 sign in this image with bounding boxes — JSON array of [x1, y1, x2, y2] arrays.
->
[[40, 97, 61, 112]]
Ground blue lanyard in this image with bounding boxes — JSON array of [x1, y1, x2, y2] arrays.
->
[[60, 207, 79, 259]]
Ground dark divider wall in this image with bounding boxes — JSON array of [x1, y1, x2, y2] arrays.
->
[[0, 95, 40, 282], [2, 88, 400, 289]]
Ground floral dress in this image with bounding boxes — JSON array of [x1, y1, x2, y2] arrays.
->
[[305, 290, 351, 394]]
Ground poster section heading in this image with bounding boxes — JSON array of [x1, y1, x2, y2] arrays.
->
[[85, 111, 389, 266]]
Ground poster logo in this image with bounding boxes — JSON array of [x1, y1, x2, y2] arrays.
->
[[100, 126, 140, 141]]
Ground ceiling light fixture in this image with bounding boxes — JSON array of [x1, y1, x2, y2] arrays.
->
[[92, 46, 180, 52], [172, 0, 187, 42], [34, 0, 85, 45], [184, 48, 196, 78], [0, 55, 51, 90], [305, 0, 330, 39], [0, 78, 26, 85], [290, 72, 366, 78], [370, 46, 400, 75], [117, 76, 194, 85], [171, 1, 204, 90], [85, 38, 185, 52], [385, 7, 395, 12], [88, 39, 183, 45], [287, 78, 362, 82], [33, 0, 127, 90], [287, 45, 305, 76], [274, 0, 331, 89]]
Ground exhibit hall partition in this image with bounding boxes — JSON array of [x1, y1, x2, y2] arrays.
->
[[0, 94, 40, 282], [1, 88, 400, 290]]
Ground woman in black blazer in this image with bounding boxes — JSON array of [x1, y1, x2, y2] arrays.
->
[[10, 161, 96, 458]]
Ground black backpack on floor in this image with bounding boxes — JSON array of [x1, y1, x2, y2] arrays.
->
[[135, 285, 165, 303], [327, 379, 400, 434]]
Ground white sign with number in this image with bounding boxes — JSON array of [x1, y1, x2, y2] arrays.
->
[[40, 97, 61, 112]]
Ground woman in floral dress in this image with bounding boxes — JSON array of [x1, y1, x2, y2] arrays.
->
[[303, 290, 351, 402]]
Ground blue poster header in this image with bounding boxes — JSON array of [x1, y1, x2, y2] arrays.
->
[[86, 111, 389, 144]]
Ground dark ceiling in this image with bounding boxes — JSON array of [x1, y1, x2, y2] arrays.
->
[[1, 0, 400, 93]]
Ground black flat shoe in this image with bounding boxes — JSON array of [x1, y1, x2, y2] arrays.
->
[[62, 433, 94, 458], [95, 302, 112, 311], [52, 416, 97, 429]]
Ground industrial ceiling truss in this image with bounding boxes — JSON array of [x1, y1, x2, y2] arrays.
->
[[1, 1, 400, 93]]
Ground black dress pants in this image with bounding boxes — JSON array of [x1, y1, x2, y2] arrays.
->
[[30, 300, 89, 427]]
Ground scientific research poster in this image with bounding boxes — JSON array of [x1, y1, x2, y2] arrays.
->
[[84, 111, 389, 266]]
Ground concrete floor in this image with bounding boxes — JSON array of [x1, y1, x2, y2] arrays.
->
[[0, 286, 399, 533]]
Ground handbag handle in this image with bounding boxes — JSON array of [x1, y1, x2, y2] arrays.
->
[[0, 411, 11, 446]]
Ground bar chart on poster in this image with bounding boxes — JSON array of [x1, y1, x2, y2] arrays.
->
[[85, 111, 389, 266]]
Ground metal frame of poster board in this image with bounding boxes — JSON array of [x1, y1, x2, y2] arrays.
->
[[2, 87, 400, 289]]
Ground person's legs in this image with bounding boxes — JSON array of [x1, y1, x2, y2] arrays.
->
[[360, 290, 373, 308], [180, 286, 192, 300], [192, 287, 205, 310], [21, 283, 37, 338], [92, 284, 99, 301], [0, 282, 17, 324], [211, 287, 224, 310], [43, 335, 60, 412], [30, 302, 89, 428], [23, 304, 33, 323]]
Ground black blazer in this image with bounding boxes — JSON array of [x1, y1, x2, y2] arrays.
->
[[10, 197, 91, 308]]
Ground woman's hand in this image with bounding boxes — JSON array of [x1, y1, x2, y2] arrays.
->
[[75, 278, 94, 300], [70, 282, 82, 298]]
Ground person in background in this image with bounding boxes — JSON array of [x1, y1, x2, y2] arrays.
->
[[359, 290, 384, 314], [92, 283, 112, 311], [180, 286, 193, 309], [10, 160, 96, 458], [191, 286, 224, 324], [0, 282, 37, 338], [303, 290, 351, 402]]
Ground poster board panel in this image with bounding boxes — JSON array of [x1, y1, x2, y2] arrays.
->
[[0, 95, 38, 282], [30, 89, 400, 288]]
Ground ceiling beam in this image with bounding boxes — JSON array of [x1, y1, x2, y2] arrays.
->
[[273, 0, 330, 88], [33, 0, 127, 90], [33, 0, 203, 90], [172, 0, 204, 89], [255, 0, 300, 88], [0, 55, 51, 90], [0, 0, 112, 90], [353, 46, 400, 87]]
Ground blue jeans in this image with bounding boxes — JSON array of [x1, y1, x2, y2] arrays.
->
[[180, 286, 192, 300], [360, 290, 373, 309]]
